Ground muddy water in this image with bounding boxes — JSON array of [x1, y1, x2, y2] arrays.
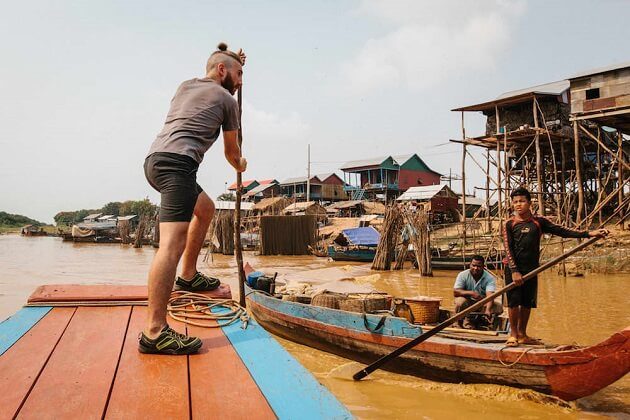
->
[[1, 235, 628, 418]]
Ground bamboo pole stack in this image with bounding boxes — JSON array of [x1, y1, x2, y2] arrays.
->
[[371, 205, 403, 270], [404, 207, 432, 276]]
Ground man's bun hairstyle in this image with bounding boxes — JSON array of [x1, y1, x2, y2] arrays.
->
[[212, 42, 242, 64]]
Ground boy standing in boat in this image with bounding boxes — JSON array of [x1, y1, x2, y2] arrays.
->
[[503, 187, 608, 347], [139, 43, 246, 355]]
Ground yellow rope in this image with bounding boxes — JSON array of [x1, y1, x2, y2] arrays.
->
[[167, 290, 249, 328], [497, 346, 533, 367]]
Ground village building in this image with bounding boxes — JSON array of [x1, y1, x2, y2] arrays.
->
[[325, 200, 386, 218], [244, 180, 282, 202], [279, 173, 347, 202], [396, 185, 459, 224], [340, 154, 441, 201], [282, 201, 327, 222], [251, 197, 290, 216], [227, 180, 259, 193], [453, 62, 628, 233]]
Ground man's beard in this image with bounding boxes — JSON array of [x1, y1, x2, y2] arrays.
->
[[222, 73, 237, 94]]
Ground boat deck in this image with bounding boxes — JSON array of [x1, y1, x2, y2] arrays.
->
[[0, 285, 351, 419]]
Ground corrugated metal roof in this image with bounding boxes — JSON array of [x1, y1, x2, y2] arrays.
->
[[215, 200, 254, 211], [569, 61, 630, 80], [340, 156, 389, 170], [117, 215, 138, 221], [98, 215, 116, 220], [245, 183, 277, 196], [257, 179, 278, 185], [227, 179, 258, 190], [279, 176, 321, 186], [391, 154, 415, 166], [84, 213, 102, 220], [396, 185, 448, 201], [496, 80, 569, 100], [452, 80, 569, 112]]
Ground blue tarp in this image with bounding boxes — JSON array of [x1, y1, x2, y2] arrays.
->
[[341, 227, 381, 246]]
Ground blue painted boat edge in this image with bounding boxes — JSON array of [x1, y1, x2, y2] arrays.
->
[[221, 315, 354, 420], [0, 306, 52, 356]]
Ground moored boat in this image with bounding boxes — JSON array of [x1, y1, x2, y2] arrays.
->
[[245, 284, 629, 401]]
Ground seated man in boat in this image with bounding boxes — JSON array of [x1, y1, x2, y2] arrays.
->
[[503, 187, 608, 347], [453, 255, 502, 330]]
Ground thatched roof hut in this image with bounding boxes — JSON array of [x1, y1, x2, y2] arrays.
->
[[283, 201, 327, 221], [252, 197, 290, 215]]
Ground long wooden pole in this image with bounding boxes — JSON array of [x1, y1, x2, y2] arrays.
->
[[234, 87, 246, 307], [533, 100, 545, 215], [353, 236, 601, 381], [574, 121, 584, 224], [461, 112, 467, 261]]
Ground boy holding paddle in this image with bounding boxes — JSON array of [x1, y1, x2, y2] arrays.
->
[[503, 187, 608, 347]]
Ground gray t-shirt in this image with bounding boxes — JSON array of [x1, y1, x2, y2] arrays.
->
[[148, 78, 240, 163]]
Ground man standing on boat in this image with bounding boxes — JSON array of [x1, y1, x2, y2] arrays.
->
[[503, 187, 608, 347], [139, 43, 246, 355], [453, 255, 503, 329]]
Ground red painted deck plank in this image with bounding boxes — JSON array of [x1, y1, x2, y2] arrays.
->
[[0, 308, 75, 420], [28, 284, 232, 303], [17, 306, 131, 419], [188, 322, 276, 420], [104, 306, 189, 420]]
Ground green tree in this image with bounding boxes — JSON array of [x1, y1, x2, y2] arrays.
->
[[217, 193, 236, 201], [101, 202, 121, 216]]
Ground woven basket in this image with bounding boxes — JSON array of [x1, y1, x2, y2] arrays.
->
[[311, 292, 344, 309], [406, 297, 441, 324], [338, 296, 389, 313]]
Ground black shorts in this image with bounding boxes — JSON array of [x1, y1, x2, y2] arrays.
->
[[505, 266, 538, 308], [144, 152, 203, 223]]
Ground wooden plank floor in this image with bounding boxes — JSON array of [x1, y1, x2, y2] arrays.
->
[[0, 285, 352, 420]]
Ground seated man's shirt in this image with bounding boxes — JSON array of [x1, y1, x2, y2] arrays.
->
[[453, 269, 496, 297]]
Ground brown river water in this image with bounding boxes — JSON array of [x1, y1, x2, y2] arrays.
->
[[0, 235, 628, 419]]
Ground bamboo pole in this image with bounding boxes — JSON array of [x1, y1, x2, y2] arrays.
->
[[596, 128, 603, 225], [624, 132, 628, 230], [496, 140, 503, 236], [574, 121, 584, 224], [485, 149, 491, 233], [533, 100, 544, 215], [234, 86, 246, 307], [461, 112, 467, 260]]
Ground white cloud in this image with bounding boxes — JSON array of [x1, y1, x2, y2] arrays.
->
[[343, 0, 525, 93]]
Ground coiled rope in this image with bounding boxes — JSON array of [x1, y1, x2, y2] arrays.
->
[[167, 290, 249, 328], [497, 346, 533, 367]]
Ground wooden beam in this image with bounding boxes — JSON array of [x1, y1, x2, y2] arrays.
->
[[461, 111, 467, 258], [533, 100, 545, 215], [579, 124, 630, 172]]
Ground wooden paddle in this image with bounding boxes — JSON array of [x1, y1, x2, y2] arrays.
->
[[234, 77, 246, 307], [353, 236, 601, 380]]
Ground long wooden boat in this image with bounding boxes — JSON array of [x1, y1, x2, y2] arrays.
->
[[246, 285, 629, 401], [327, 245, 376, 262]]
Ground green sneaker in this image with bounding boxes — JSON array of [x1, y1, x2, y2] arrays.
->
[[138, 325, 202, 355], [175, 271, 221, 292]]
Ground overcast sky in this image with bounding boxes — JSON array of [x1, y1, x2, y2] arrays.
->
[[1, 0, 629, 223]]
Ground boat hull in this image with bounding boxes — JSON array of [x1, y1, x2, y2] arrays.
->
[[246, 287, 629, 400]]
